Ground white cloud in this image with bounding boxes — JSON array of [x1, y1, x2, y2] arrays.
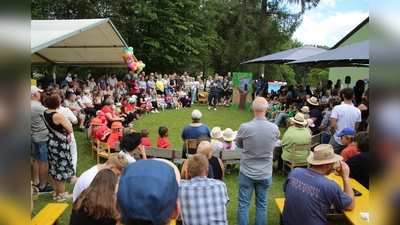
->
[[292, 11, 369, 47], [320, 0, 337, 8]]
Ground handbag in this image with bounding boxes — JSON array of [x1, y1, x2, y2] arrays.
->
[[42, 113, 72, 143]]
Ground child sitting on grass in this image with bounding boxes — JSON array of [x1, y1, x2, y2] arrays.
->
[[157, 126, 170, 148]]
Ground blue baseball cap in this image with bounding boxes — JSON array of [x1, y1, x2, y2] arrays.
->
[[117, 159, 179, 225], [336, 128, 356, 137]]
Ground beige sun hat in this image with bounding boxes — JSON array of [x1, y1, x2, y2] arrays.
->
[[301, 106, 310, 114], [290, 113, 308, 126], [307, 144, 343, 165], [307, 96, 319, 106], [211, 127, 223, 139], [222, 128, 236, 141]]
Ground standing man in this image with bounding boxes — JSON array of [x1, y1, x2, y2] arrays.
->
[[84, 73, 91, 85], [65, 72, 73, 83], [107, 73, 118, 88], [236, 97, 279, 225], [208, 77, 219, 111], [31, 86, 53, 192], [97, 73, 106, 91], [330, 88, 362, 154], [282, 144, 355, 225]]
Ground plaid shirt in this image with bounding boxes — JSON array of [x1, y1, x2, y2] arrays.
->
[[179, 176, 230, 225]]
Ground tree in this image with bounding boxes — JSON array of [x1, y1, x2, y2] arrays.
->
[[306, 68, 329, 87]]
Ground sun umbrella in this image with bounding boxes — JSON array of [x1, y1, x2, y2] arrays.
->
[[286, 40, 369, 68], [241, 45, 327, 65]]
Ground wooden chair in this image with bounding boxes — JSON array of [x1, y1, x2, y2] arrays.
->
[[31, 203, 68, 225], [185, 139, 198, 158], [282, 143, 311, 175], [97, 141, 118, 164], [91, 137, 99, 158], [310, 133, 322, 149], [197, 92, 209, 105]]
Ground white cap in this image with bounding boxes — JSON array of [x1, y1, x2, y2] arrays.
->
[[31, 86, 43, 95]]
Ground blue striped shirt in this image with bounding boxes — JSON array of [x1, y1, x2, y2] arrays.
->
[[179, 176, 230, 225]]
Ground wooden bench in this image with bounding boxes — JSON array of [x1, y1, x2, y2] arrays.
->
[[275, 197, 343, 225], [134, 146, 185, 168], [212, 150, 242, 165], [31, 203, 68, 225], [310, 133, 322, 149]]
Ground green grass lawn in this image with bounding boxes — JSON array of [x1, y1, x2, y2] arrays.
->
[[31, 104, 289, 225]]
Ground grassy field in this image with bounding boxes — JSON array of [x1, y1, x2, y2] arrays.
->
[[31, 104, 294, 225]]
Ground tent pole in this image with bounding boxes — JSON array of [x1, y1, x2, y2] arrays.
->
[[52, 66, 56, 84]]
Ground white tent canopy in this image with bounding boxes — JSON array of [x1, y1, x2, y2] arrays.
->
[[31, 18, 135, 67]]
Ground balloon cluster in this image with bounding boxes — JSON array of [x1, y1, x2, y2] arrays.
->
[[122, 47, 146, 75], [363, 77, 370, 84]]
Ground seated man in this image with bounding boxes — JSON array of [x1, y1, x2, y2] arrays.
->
[[279, 113, 311, 172], [282, 144, 355, 225], [63, 89, 86, 132], [179, 153, 230, 225], [116, 159, 181, 225], [72, 154, 128, 202]]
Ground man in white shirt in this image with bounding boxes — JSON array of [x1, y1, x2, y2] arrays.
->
[[72, 154, 129, 202], [107, 73, 118, 88], [65, 72, 73, 82], [330, 88, 362, 154]]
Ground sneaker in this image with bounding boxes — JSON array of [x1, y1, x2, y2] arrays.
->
[[38, 185, 54, 193], [208, 106, 211, 110], [33, 182, 49, 188], [214, 108, 217, 111], [155, 110, 159, 113], [78, 127, 85, 132], [151, 110, 155, 113]]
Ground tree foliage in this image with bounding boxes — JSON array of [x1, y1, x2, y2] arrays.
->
[[31, 0, 321, 85]]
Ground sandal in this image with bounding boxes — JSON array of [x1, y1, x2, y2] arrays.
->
[[52, 192, 58, 200], [57, 192, 73, 202]]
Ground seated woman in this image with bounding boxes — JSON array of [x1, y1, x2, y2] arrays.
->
[[101, 99, 126, 128], [180, 109, 211, 158], [279, 113, 312, 173], [69, 169, 119, 225]]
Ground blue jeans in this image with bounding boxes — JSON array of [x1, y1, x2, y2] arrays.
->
[[191, 89, 197, 104], [321, 133, 331, 144], [237, 171, 272, 225], [274, 113, 289, 126], [32, 141, 48, 162]]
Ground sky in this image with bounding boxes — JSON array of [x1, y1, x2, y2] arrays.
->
[[288, 0, 369, 48]]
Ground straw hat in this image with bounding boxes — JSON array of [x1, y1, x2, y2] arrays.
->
[[290, 113, 308, 126], [301, 106, 310, 114], [307, 144, 343, 165], [211, 127, 223, 139], [222, 128, 236, 141], [307, 96, 319, 106]]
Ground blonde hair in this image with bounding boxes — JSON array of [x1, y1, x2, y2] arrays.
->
[[106, 154, 129, 171], [187, 153, 209, 178], [197, 141, 213, 158]]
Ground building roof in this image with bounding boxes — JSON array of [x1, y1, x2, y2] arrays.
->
[[331, 17, 369, 50]]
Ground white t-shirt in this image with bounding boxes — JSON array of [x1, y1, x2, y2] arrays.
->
[[82, 95, 92, 106], [331, 103, 361, 145], [72, 165, 99, 202], [56, 106, 77, 125], [118, 151, 136, 164], [108, 77, 118, 87]]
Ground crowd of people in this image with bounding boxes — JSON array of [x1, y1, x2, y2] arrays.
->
[[31, 70, 369, 225]]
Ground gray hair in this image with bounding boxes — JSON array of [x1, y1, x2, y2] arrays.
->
[[329, 96, 341, 107], [191, 109, 202, 120], [105, 98, 114, 105], [252, 97, 269, 112]]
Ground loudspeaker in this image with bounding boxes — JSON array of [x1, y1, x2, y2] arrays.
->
[[345, 76, 351, 84]]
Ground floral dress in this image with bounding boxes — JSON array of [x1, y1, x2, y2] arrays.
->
[[43, 111, 74, 181]]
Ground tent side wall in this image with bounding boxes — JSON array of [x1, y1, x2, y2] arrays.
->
[[329, 21, 369, 87]]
